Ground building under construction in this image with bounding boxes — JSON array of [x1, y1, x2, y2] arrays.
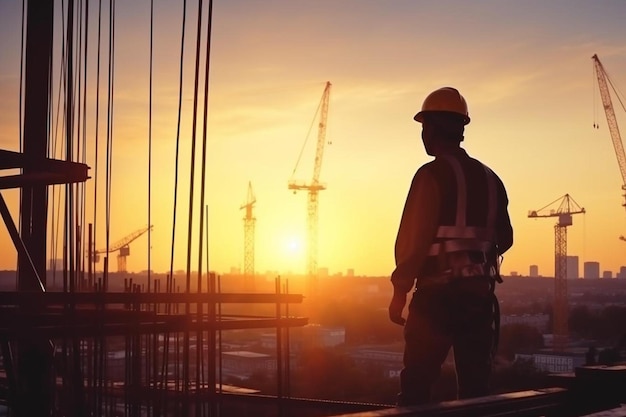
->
[[0, 2, 625, 417]]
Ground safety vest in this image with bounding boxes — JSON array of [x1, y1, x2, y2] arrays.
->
[[424, 154, 499, 277]]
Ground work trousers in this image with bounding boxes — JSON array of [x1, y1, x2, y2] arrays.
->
[[398, 278, 495, 406]]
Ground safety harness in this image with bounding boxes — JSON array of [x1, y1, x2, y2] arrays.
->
[[428, 155, 503, 357]]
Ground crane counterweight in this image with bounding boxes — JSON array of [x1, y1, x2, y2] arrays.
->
[[89, 225, 153, 273]]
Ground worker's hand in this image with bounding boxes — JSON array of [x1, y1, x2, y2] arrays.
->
[[388, 292, 407, 326]]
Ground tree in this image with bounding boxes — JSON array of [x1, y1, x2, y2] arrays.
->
[[497, 324, 544, 361], [569, 305, 596, 339]]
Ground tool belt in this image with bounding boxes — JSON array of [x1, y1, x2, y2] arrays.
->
[[418, 249, 499, 287], [444, 250, 492, 277]]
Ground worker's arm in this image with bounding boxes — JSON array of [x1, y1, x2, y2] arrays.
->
[[389, 167, 440, 325]]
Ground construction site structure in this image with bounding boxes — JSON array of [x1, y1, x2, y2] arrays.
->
[[91, 225, 153, 273], [592, 54, 626, 208], [240, 181, 256, 290], [288, 81, 332, 306], [0, 4, 310, 416], [528, 194, 585, 352]]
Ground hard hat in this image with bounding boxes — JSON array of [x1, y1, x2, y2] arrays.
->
[[414, 87, 470, 125]]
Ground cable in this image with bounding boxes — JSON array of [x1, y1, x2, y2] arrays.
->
[[161, 0, 188, 408], [290, 93, 323, 180], [80, 0, 90, 288], [105, 0, 116, 287], [148, 0, 154, 293], [168, 0, 188, 292], [185, 0, 204, 296], [196, 1, 214, 411], [65, 0, 76, 293], [92, 0, 103, 284], [182, 1, 205, 412]]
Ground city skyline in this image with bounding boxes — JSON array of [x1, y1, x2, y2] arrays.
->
[[1, 1, 626, 277]]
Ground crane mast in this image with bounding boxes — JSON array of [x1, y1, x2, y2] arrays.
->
[[240, 181, 256, 291], [592, 54, 626, 206], [528, 194, 585, 352], [288, 81, 332, 308]]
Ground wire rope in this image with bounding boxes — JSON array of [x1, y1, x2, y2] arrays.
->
[[593, 59, 598, 129], [148, 0, 154, 293], [196, 1, 214, 411], [105, 0, 116, 287], [73, 0, 85, 291], [182, 2, 205, 413], [290, 95, 323, 179], [602, 63, 626, 114], [49, 0, 69, 288], [185, 0, 204, 296], [80, 0, 90, 287], [147, 4, 155, 411], [168, 0, 188, 292], [161, 0, 188, 409], [65, 0, 76, 293], [92, 0, 103, 282], [73, 0, 83, 291]]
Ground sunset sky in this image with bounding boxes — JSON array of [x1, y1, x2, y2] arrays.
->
[[1, 1, 626, 279]]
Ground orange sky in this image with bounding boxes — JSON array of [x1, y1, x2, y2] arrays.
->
[[1, 1, 626, 278]]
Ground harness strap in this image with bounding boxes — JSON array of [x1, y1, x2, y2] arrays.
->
[[489, 278, 500, 360], [428, 239, 494, 256], [429, 156, 498, 253]]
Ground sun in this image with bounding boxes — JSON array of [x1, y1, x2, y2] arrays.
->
[[283, 236, 304, 256], [277, 234, 306, 273]]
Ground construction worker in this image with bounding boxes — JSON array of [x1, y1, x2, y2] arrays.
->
[[388, 87, 513, 406]]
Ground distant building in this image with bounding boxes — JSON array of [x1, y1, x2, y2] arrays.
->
[[346, 268, 355, 277], [221, 351, 276, 378], [529, 265, 539, 277], [584, 261, 600, 279], [501, 313, 549, 332], [619, 266, 626, 279], [318, 267, 329, 278], [261, 325, 345, 352], [566, 256, 579, 280], [515, 351, 586, 373], [602, 270, 612, 279], [350, 347, 403, 378]]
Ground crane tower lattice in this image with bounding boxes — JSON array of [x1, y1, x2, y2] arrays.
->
[[240, 181, 256, 290], [289, 81, 332, 306], [528, 194, 585, 352]]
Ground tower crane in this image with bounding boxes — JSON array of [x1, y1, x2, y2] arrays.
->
[[288, 81, 332, 302], [528, 194, 585, 352], [240, 181, 256, 291], [91, 225, 153, 273], [592, 54, 626, 208]]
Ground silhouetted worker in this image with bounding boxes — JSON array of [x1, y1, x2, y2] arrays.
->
[[388, 87, 513, 406]]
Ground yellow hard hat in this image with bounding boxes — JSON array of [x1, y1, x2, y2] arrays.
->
[[414, 87, 470, 125]]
